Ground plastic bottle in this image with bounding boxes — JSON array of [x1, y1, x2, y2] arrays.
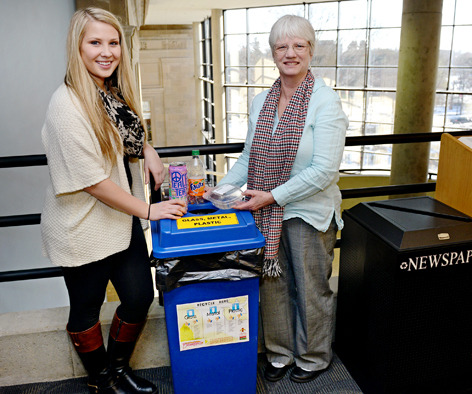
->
[[187, 149, 206, 204]]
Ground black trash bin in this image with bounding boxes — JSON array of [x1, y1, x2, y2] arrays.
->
[[335, 196, 472, 393], [151, 202, 265, 394]]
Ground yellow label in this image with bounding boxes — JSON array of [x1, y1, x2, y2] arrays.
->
[[177, 213, 239, 229]]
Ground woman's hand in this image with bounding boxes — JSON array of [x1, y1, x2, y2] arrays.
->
[[232, 189, 275, 211], [84, 178, 186, 220], [149, 199, 187, 221], [143, 143, 166, 191]]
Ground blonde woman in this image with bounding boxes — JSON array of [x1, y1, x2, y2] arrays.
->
[[41, 7, 186, 394]]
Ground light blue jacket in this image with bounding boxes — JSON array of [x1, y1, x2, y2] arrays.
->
[[220, 78, 348, 232]]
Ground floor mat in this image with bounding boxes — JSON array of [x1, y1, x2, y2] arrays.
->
[[1, 353, 362, 394]]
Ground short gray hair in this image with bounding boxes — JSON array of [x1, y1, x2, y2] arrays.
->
[[269, 15, 316, 57]]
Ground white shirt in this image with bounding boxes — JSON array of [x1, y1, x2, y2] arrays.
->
[[41, 84, 147, 267]]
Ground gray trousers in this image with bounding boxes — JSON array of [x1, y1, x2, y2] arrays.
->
[[260, 217, 337, 371]]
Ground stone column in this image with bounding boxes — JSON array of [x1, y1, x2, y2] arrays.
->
[[389, 0, 443, 195]]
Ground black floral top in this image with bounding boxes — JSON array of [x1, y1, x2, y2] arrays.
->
[[99, 89, 145, 158]]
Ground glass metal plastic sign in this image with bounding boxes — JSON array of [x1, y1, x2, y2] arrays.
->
[[176, 213, 239, 229]]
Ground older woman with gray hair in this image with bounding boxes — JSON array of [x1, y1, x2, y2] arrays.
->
[[218, 15, 348, 383]]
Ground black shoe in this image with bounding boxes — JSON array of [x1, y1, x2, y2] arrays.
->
[[116, 366, 157, 394], [264, 363, 293, 382], [289, 366, 323, 383], [88, 370, 128, 394], [108, 313, 157, 393]]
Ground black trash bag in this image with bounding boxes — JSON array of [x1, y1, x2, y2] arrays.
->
[[153, 247, 264, 292]]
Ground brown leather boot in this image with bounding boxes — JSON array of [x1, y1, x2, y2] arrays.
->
[[67, 321, 129, 393], [107, 312, 157, 394]]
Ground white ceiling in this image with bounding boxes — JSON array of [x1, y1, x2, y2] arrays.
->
[[145, 0, 319, 25]]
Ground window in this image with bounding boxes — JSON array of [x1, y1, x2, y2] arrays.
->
[[434, 0, 472, 173], [221, 0, 472, 175], [199, 18, 215, 143], [197, 18, 217, 185]]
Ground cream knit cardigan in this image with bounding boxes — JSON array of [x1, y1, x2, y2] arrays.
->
[[41, 84, 147, 267]]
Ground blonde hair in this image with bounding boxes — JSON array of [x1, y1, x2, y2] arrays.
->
[[65, 7, 145, 164], [269, 15, 316, 58]]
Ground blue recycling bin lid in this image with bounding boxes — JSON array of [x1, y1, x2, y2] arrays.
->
[[151, 202, 265, 258]]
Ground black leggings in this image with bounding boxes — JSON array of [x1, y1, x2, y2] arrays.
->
[[62, 217, 155, 332]]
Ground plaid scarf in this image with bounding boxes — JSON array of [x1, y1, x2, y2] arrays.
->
[[248, 71, 315, 277]]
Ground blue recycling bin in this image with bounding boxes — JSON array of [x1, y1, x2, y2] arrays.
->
[[151, 202, 265, 394]]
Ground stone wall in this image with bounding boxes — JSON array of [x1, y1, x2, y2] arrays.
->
[[140, 25, 199, 162]]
